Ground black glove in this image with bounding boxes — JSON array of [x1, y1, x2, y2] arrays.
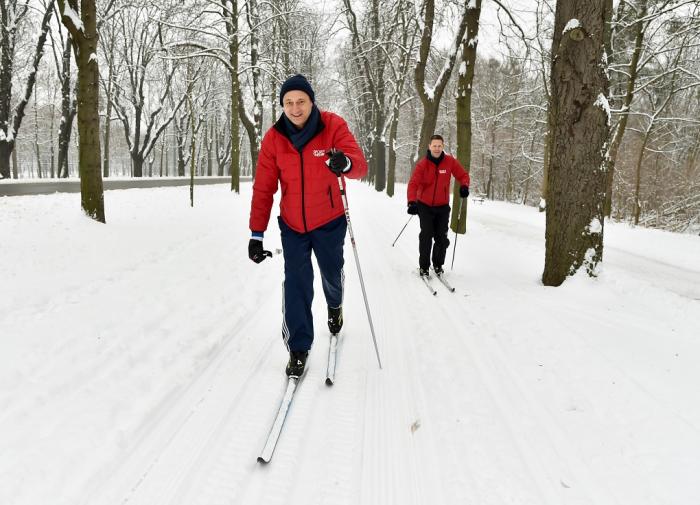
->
[[460, 185, 470, 198], [407, 201, 418, 215], [327, 150, 349, 176], [248, 239, 272, 263]]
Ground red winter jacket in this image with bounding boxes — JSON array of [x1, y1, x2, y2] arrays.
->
[[249, 111, 368, 234], [407, 153, 470, 207]]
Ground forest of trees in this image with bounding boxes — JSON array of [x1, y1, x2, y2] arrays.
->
[[1, 1, 699, 237]]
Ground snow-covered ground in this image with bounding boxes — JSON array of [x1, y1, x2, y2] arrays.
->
[[1, 181, 699, 505]]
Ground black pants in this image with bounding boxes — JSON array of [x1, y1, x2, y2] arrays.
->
[[417, 203, 450, 270]]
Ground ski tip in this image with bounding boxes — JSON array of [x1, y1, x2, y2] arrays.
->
[[432, 291, 437, 296], [257, 456, 269, 464], [325, 377, 334, 386]]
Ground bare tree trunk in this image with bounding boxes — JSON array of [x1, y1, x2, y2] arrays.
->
[[0, 0, 54, 178], [542, 0, 611, 286], [225, 0, 241, 192], [176, 115, 186, 177], [188, 75, 196, 206], [102, 33, 115, 178], [58, 0, 105, 222], [206, 121, 213, 176], [49, 104, 55, 178], [34, 90, 43, 179], [159, 135, 165, 177], [451, 0, 481, 233], [11, 143, 18, 178], [414, 0, 469, 161], [632, 129, 651, 225], [487, 123, 495, 199], [387, 118, 397, 197], [523, 135, 536, 204], [58, 35, 76, 179], [245, 0, 262, 173], [604, 0, 647, 217]]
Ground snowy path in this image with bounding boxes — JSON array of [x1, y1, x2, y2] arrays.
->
[[1, 182, 699, 505]]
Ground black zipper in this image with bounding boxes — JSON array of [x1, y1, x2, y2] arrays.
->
[[327, 185, 335, 208], [431, 164, 439, 205], [299, 148, 308, 232]]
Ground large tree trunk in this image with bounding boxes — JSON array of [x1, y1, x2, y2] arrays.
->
[[542, 0, 611, 286], [58, 0, 105, 222], [131, 153, 144, 179], [451, 0, 481, 234]]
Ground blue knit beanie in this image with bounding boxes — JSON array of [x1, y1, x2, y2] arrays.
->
[[279, 74, 315, 105]]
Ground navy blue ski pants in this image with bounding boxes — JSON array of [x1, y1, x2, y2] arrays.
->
[[279, 215, 346, 352]]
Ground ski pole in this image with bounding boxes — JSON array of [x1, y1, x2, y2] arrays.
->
[[391, 215, 414, 247], [336, 174, 383, 369], [451, 197, 466, 271]]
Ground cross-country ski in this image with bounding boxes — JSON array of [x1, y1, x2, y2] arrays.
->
[[257, 375, 303, 464]]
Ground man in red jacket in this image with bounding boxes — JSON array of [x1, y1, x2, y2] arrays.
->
[[407, 135, 470, 277], [248, 74, 368, 377]]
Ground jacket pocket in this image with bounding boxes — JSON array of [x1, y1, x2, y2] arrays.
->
[[327, 185, 335, 208]]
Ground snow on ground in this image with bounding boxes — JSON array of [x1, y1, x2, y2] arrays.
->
[[1, 181, 699, 505]]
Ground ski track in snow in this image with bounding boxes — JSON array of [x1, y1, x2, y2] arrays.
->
[[1, 183, 699, 505]]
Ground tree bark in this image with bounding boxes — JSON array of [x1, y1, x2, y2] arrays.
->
[[451, 0, 481, 234], [57, 0, 105, 221], [225, 0, 241, 192], [542, 0, 612, 286]]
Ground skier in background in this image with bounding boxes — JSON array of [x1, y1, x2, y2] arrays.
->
[[248, 74, 368, 377], [407, 134, 470, 277]]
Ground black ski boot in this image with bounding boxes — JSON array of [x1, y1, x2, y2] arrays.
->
[[285, 351, 308, 377], [433, 266, 444, 277], [419, 267, 430, 278], [328, 306, 343, 335]]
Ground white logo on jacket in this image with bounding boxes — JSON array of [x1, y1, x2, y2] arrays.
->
[[313, 150, 326, 157], [439, 169, 447, 174]]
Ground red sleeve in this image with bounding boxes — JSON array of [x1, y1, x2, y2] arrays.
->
[[249, 130, 280, 232], [407, 159, 425, 202], [331, 115, 367, 180], [450, 156, 470, 187]]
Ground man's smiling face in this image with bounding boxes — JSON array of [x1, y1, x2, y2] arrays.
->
[[283, 90, 313, 129]]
